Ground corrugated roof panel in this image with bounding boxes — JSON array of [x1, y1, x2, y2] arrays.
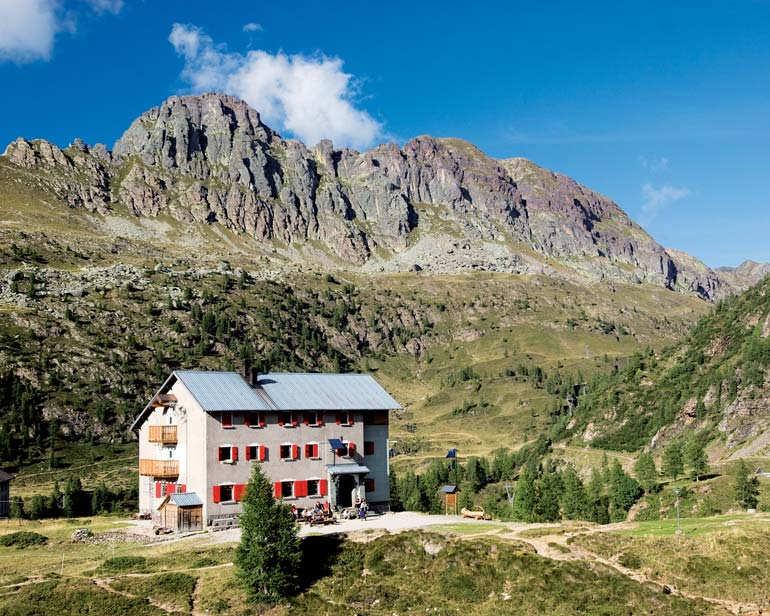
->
[[169, 492, 203, 507], [257, 373, 401, 411], [175, 371, 271, 412]]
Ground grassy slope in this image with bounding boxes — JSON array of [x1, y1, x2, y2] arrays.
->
[[0, 518, 729, 616], [567, 276, 770, 453]]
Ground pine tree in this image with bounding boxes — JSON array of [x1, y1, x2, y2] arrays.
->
[[662, 440, 684, 480], [586, 469, 609, 524], [513, 462, 538, 522], [560, 466, 588, 520], [9, 496, 24, 519], [235, 465, 301, 603], [733, 460, 759, 510], [535, 470, 562, 522], [684, 437, 708, 481], [607, 460, 641, 522], [63, 478, 82, 518], [634, 452, 658, 493]]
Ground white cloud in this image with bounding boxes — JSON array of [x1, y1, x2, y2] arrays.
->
[[0, 0, 123, 64], [639, 155, 670, 172], [641, 183, 691, 224], [243, 22, 262, 33], [0, 0, 59, 63], [169, 23, 382, 150], [84, 0, 123, 14]]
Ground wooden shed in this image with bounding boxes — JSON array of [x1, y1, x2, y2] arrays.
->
[[441, 485, 459, 515], [158, 492, 203, 532]]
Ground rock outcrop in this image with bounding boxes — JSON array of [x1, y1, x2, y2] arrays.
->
[[1, 92, 754, 299]]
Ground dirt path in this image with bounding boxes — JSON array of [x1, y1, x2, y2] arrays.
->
[[502, 524, 765, 616]]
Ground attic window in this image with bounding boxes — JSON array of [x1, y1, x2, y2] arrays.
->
[[221, 412, 233, 428]]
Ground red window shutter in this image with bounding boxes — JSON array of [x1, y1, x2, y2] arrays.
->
[[166, 483, 176, 495], [292, 414, 299, 427], [217, 447, 224, 462], [222, 412, 232, 428], [234, 484, 246, 502], [212, 485, 222, 503], [178, 484, 186, 493], [291, 444, 299, 460], [273, 482, 282, 499], [259, 445, 267, 462], [318, 414, 325, 426], [347, 442, 356, 456], [232, 446, 239, 462], [294, 480, 307, 497], [319, 479, 328, 496], [155, 481, 162, 498], [304, 443, 312, 458], [245, 446, 252, 461], [313, 443, 319, 458]]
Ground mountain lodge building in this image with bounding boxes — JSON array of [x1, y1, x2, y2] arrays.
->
[[131, 371, 400, 530]]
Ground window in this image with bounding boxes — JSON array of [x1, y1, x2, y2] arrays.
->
[[304, 412, 322, 426], [307, 479, 320, 497], [281, 481, 294, 498], [245, 412, 266, 428], [221, 412, 233, 428], [279, 412, 299, 427], [365, 478, 375, 493], [246, 444, 267, 461], [280, 444, 291, 460], [218, 445, 238, 463], [364, 441, 375, 456], [220, 484, 234, 502], [280, 444, 299, 460], [304, 443, 320, 459], [336, 412, 354, 426]]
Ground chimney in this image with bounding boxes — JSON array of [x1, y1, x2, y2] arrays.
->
[[249, 366, 260, 388]]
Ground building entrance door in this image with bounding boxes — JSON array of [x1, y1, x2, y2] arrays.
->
[[336, 474, 355, 508]]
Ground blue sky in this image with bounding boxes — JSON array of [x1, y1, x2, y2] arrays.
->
[[1, 0, 768, 267]]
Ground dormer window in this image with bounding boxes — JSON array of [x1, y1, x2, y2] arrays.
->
[[336, 412, 354, 426], [304, 412, 322, 427], [278, 412, 299, 428], [221, 412, 233, 429], [245, 412, 266, 428]]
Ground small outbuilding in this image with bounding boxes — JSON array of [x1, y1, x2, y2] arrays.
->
[[441, 484, 459, 515], [158, 492, 203, 532]]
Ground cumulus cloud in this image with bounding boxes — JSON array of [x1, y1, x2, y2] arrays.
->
[[0, 0, 123, 64], [0, 0, 59, 63], [169, 23, 382, 149], [641, 183, 691, 224], [243, 22, 262, 33]]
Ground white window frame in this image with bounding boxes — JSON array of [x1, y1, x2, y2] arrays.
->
[[280, 480, 295, 499], [305, 441, 320, 460], [219, 483, 235, 504], [279, 442, 295, 461], [306, 477, 322, 498], [219, 443, 234, 464]]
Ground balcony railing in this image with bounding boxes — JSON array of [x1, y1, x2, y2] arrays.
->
[[139, 459, 179, 478], [148, 425, 177, 445]]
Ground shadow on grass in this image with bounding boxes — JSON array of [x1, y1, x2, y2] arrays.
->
[[296, 534, 346, 593]]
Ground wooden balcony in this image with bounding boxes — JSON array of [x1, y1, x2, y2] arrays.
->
[[148, 425, 177, 445], [139, 459, 179, 478]]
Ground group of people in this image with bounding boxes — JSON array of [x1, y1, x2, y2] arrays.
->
[[290, 501, 331, 524]]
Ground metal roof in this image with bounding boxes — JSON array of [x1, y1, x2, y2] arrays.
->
[[175, 371, 272, 412], [168, 492, 203, 507], [257, 373, 401, 411], [327, 464, 371, 475], [441, 485, 458, 493]]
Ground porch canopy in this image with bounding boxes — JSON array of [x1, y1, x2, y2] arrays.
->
[[326, 464, 370, 475]]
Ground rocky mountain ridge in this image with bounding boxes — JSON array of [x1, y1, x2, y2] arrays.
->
[[0, 92, 755, 299]]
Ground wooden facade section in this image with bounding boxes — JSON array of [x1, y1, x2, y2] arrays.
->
[[139, 459, 179, 478], [148, 425, 178, 444]]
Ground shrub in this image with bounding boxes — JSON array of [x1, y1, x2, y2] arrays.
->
[[0, 531, 48, 548]]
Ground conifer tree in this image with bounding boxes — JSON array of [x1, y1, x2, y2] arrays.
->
[[607, 460, 641, 522], [733, 460, 759, 510], [388, 467, 403, 512], [662, 440, 684, 480], [633, 452, 658, 493], [513, 461, 538, 522], [235, 465, 301, 603], [560, 466, 588, 520], [536, 470, 562, 522]]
